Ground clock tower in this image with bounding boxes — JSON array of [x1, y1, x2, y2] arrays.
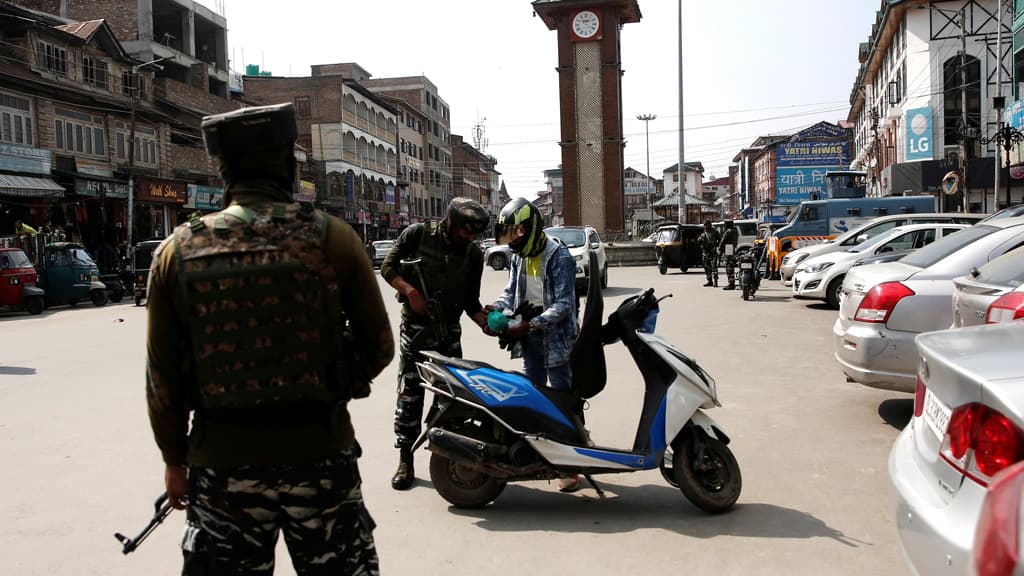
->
[[533, 0, 642, 235]]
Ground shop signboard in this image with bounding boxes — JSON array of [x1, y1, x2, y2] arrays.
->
[[294, 180, 316, 203], [1005, 100, 1024, 168], [137, 177, 187, 204], [186, 184, 223, 211], [0, 144, 52, 175], [75, 178, 129, 198]]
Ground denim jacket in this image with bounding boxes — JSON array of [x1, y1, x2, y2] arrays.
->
[[493, 237, 577, 367]]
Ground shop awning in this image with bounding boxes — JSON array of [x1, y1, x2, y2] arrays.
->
[[0, 174, 65, 198]]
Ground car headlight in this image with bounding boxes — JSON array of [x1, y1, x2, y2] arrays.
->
[[9, 277, 19, 285], [804, 261, 834, 273], [792, 253, 810, 265]]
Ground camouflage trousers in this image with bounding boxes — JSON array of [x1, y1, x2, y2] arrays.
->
[[395, 321, 462, 449], [723, 254, 738, 286], [702, 249, 719, 283], [181, 448, 378, 576]]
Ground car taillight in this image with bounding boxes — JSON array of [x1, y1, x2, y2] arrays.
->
[[942, 403, 1024, 485], [974, 461, 1024, 576], [986, 293, 1024, 324], [914, 374, 926, 418], [854, 281, 915, 323]]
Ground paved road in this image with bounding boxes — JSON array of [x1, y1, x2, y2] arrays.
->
[[0, 266, 911, 575]]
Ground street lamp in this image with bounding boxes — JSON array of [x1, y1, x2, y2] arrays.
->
[[980, 123, 1024, 210], [126, 55, 174, 254], [637, 113, 656, 231]]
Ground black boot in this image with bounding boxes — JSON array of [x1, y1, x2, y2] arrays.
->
[[713, 277, 719, 287], [391, 448, 415, 491], [703, 280, 713, 287], [722, 283, 736, 291]]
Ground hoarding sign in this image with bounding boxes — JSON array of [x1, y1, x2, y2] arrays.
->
[[905, 107, 933, 161], [186, 184, 224, 211], [0, 144, 52, 175]]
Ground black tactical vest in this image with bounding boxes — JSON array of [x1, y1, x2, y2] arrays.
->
[[405, 223, 477, 325], [174, 202, 337, 410]]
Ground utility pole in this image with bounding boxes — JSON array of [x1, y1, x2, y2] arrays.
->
[[994, 0, 1004, 214], [637, 113, 656, 229], [960, 5, 968, 213], [677, 0, 686, 224], [126, 56, 172, 254]]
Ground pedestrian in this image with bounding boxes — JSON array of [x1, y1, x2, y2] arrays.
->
[[489, 198, 581, 491], [145, 103, 394, 575], [720, 219, 739, 290], [380, 196, 492, 491], [13, 219, 37, 236], [698, 220, 720, 287]]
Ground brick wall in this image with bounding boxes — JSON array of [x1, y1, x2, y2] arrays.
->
[[154, 77, 237, 116], [244, 76, 343, 147], [66, 0, 141, 41], [170, 143, 215, 176]]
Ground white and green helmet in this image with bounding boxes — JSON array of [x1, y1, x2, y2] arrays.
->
[[496, 197, 543, 256]]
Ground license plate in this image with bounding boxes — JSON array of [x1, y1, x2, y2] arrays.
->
[[740, 263, 753, 269], [922, 389, 952, 442]]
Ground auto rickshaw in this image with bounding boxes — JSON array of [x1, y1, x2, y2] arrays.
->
[[132, 240, 163, 306], [653, 223, 704, 274], [0, 247, 46, 315], [38, 242, 108, 307]]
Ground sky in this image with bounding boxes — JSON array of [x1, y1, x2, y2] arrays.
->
[[209, 0, 880, 199]]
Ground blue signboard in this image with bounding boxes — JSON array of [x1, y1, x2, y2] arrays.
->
[[776, 141, 850, 168], [776, 167, 835, 204], [775, 137, 850, 204], [186, 184, 223, 211], [0, 144, 52, 175], [905, 107, 933, 161]]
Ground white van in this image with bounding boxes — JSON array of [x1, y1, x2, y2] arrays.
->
[[712, 219, 759, 254]]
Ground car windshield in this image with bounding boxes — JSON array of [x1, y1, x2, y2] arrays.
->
[[846, 227, 908, 253], [975, 246, 1024, 287], [69, 248, 96, 265], [546, 228, 586, 247], [134, 248, 155, 271], [899, 224, 997, 269], [657, 228, 680, 243], [2, 250, 32, 268]]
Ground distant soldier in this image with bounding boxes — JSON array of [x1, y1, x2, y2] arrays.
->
[[719, 219, 739, 290], [146, 103, 393, 574], [698, 220, 720, 287]]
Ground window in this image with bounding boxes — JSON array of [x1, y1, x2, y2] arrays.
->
[[36, 41, 67, 77], [53, 108, 106, 157], [114, 122, 158, 166], [0, 90, 34, 145], [122, 71, 145, 98], [83, 57, 109, 90], [294, 96, 311, 118]]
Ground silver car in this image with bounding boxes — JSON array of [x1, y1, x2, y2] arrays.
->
[[834, 217, 1024, 392], [952, 247, 1024, 327], [889, 322, 1024, 576]]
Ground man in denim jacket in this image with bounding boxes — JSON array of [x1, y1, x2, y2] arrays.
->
[[490, 198, 577, 391]]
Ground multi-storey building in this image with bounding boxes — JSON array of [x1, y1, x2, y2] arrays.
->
[[361, 73, 452, 222], [451, 133, 496, 212], [243, 63, 400, 240], [380, 94, 429, 224], [623, 166, 654, 214], [849, 0, 1015, 212], [540, 167, 564, 226]]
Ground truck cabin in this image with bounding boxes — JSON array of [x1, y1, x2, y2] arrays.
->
[[824, 171, 867, 199]]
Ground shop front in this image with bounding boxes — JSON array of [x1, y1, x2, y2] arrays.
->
[[0, 144, 64, 237], [135, 177, 187, 241]]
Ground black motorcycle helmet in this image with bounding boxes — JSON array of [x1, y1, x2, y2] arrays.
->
[[495, 197, 543, 256], [446, 197, 490, 238], [201, 103, 297, 202]]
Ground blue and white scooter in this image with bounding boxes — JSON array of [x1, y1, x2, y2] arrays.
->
[[412, 256, 741, 513]]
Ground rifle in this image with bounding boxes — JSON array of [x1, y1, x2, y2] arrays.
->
[[399, 257, 448, 343], [114, 492, 174, 555]]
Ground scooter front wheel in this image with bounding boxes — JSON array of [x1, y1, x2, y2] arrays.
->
[[674, 433, 741, 514], [429, 453, 506, 509]]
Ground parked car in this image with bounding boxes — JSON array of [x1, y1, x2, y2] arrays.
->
[[979, 203, 1024, 223], [712, 219, 759, 254], [640, 231, 658, 244], [545, 225, 608, 291], [371, 240, 395, 269], [781, 212, 985, 286], [889, 322, 1024, 576], [477, 237, 496, 250], [834, 216, 1024, 392], [792, 223, 967, 308], [971, 460, 1024, 576], [951, 246, 1024, 328], [485, 243, 513, 271]]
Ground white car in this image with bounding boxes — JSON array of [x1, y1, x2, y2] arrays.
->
[[780, 212, 985, 286], [792, 223, 967, 308], [545, 225, 608, 292]]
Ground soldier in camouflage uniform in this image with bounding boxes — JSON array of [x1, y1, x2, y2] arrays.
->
[[719, 219, 740, 290], [381, 197, 492, 491], [146, 103, 394, 575], [698, 220, 720, 287]]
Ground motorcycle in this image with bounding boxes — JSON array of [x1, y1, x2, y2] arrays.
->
[[737, 243, 765, 301], [412, 278, 741, 513]]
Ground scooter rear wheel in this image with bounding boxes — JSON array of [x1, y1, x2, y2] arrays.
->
[[429, 453, 506, 509], [674, 433, 741, 514]]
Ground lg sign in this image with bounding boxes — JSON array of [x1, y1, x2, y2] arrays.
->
[[906, 107, 933, 161]]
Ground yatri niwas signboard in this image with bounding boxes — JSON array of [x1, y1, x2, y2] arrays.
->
[[775, 140, 851, 205]]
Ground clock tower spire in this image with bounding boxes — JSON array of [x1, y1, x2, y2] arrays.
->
[[532, 0, 642, 235]]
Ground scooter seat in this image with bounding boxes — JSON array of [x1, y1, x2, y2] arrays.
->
[[419, 350, 498, 372]]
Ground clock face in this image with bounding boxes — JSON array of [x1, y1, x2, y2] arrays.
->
[[572, 10, 600, 39]]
